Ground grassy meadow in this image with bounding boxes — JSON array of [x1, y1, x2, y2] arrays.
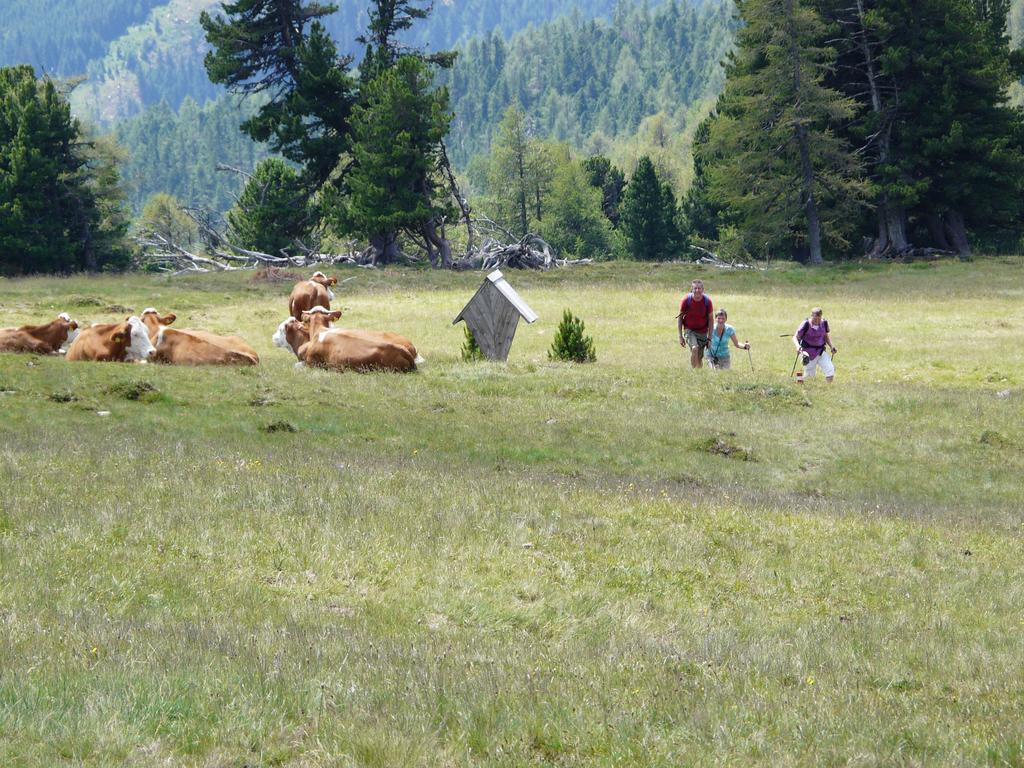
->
[[1, 259, 1023, 765]]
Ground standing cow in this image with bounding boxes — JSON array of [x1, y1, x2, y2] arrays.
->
[[288, 272, 338, 320]]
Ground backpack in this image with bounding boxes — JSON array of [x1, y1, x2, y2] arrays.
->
[[681, 293, 710, 314], [797, 318, 829, 350]]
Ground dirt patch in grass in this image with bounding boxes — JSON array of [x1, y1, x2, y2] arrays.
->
[[261, 420, 298, 434], [980, 430, 1016, 450], [47, 391, 77, 403], [65, 295, 105, 307], [698, 433, 755, 461], [107, 381, 161, 403], [726, 383, 811, 407]]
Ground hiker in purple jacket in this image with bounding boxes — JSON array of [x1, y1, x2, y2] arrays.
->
[[793, 307, 837, 383]]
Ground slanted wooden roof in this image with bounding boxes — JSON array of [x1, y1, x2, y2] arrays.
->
[[453, 270, 538, 325]]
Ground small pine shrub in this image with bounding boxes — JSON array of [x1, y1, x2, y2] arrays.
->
[[461, 326, 484, 362], [549, 309, 596, 363]]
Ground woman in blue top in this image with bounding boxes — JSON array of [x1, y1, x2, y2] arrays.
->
[[706, 308, 750, 369]]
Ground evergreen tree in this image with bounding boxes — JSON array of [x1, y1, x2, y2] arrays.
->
[[705, 0, 864, 264], [619, 156, 683, 261], [486, 105, 533, 236], [227, 157, 310, 254], [202, 2, 358, 192], [813, 0, 1024, 254], [0, 66, 128, 274], [358, 0, 457, 82], [329, 56, 453, 265], [682, 114, 727, 241], [582, 154, 626, 227], [548, 309, 596, 363]]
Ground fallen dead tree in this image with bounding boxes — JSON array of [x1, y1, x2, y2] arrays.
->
[[689, 245, 761, 270], [451, 227, 593, 271], [134, 208, 381, 273]]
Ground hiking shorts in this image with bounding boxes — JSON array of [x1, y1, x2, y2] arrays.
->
[[804, 351, 835, 378], [684, 329, 708, 352]]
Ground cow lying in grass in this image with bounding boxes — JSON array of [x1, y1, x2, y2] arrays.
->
[[0, 313, 79, 354], [273, 307, 421, 372], [66, 317, 156, 362], [140, 309, 259, 366], [288, 271, 338, 320]]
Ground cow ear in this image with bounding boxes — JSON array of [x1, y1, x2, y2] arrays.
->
[[329, 277, 338, 286], [70, 321, 78, 330], [328, 311, 342, 321], [300, 311, 313, 321], [162, 313, 176, 325]]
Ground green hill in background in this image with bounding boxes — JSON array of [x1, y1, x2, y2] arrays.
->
[[113, 0, 734, 213], [0, 0, 635, 125]]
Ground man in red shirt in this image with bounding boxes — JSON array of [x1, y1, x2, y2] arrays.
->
[[677, 279, 713, 369]]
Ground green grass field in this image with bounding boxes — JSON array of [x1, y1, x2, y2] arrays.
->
[[1, 259, 1023, 766]]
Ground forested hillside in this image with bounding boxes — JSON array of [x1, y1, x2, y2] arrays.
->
[[446, 1, 735, 168], [0, 0, 638, 125], [114, 0, 733, 212], [116, 97, 270, 213], [0, 0, 165, 78]]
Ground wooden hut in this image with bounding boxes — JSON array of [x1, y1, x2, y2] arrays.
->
[[453, 270, 538, 362]]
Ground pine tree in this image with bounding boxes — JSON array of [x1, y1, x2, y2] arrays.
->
[[227, 157, 310, 255], [461, 326, 483, 362], [705, 0, 865, 263], [548, 310, 596, 363], [582, 154, 626, 227], [0, 66, 127, 274], [330, 56, 453, 265], [202, 3, 357, 191], [619, 156, 683, 261], [486, 105, 532, 236]]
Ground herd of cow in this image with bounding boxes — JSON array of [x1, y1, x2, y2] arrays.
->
[[0, 272, 422, 373]]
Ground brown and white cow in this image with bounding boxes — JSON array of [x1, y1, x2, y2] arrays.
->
[[272, 307, 420, 372], [288, 271, 337, 319], [139, 308, 259, 366], [0, 313, 80, 354], [66, 316, 156, 362]]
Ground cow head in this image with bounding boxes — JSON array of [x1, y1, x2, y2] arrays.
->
[[56, 312, 80, 353], [310, 271, 337, 301], [301, 306, 342, 338], [123, 316, 157, 361], [140, 308, 177, 339], [273, 317, 310, 359]]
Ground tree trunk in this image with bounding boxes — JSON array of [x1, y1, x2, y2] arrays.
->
[[787, 0, 823, 266], [369, 231, 400, 264], [943, 209, 971, 256], [796, 125, 824, 265], [853, 0, 909, 257], [883, 201, 909, 253], [422, 219, 452, 268], [926, 212, 954, 251]]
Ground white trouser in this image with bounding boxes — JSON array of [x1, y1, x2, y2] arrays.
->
[[804, 351, 835, 378]]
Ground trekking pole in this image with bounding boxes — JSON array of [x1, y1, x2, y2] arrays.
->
[[747, 346, 754, 372], [790, 348, 802, 377]]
